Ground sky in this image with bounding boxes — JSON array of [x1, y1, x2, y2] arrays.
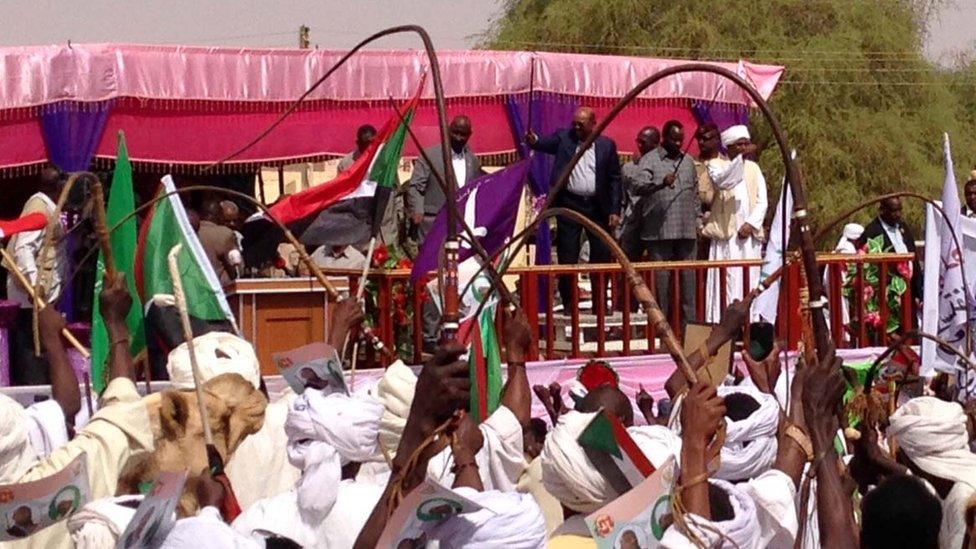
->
[[0, 0, 972, 61]]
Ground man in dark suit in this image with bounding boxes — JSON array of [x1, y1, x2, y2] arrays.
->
[[527, 106, 622, 311], [407, 115, 483, 246], [859, 196, 923, 300], [407, 114, 482, 351]]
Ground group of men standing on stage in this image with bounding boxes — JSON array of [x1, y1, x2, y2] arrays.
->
[[379, 107, 771, 329]]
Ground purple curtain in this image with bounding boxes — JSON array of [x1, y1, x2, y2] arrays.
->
[[691, 101, 749, 133], [40, 101, 113, 172], [39, 101, 113, 321], [505, 93, 579, 265]]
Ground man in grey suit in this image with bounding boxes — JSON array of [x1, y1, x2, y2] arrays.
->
[[631, 119, 700, 328], [406, 114, 482, 351], [407, 115, 482, 246]]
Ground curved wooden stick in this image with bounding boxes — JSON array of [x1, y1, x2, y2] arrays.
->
[[0, 248, 89, 358]]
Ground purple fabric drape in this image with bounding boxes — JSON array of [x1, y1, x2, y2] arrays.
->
[[40, 101, 113, 172], [505, 93, 579, 266], [691, 101, 749, 132], [39, 101, 113, 321]]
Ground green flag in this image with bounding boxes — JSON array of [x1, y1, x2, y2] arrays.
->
[[367, 106, 414, 235], [91, 132, 145, 393], [135, 175, 236, 324]]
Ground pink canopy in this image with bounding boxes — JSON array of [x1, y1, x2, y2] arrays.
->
[[0, 44, 784, 172]]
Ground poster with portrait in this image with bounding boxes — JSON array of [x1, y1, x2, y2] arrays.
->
[[0, 454, 90, 541], [376, 478, 487, 547], [274, 342, 347, 395], [585, 457, 676, 549], [117, 471, 187, 549]]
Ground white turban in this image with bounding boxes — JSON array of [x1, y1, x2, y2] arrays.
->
[[541, 411, 681, 513], [161, 506, 262, 549], [425, 487, 547, 548], [662, 479, 762, 549], [720, 125, 751, 147], [166, 332, 260, 390], [714, 386, 780, 481], [67, 495, 142, 549], [842, 223, 864, 243], [888, 396, 976, 488], [284, 390, 384, 464], [0, 393, 36, 484], [374, 360, 417, 457]]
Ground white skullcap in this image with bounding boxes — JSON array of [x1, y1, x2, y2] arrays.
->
[[67, 495, 143, 549], [0, 393, 36, 484], [426, 487, 548, 548], [720, 125, 751, 147], [374, 360, 417, 457], [284, 390, 384, 464], [842, 223, 865, 242], [541, 411, 680, 513], [713, 385, 780, 481], [166, 332, 260, 390], [888, 396, 976, 488]]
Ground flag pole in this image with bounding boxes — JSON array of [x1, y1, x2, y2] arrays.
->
[[168, 243, 242, 520], [90, 181, 118, 282], [0, 248, 89, 357], [167, 244, 214, 447], [348, 235, 378, 388]]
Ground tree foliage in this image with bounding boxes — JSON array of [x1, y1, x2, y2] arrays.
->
[[482, 0, 972, 243]]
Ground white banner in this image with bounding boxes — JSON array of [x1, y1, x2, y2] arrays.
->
[[753, 151, 795, 323], [921, 156, 976, 375]]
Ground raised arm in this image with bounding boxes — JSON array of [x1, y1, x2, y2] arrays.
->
[[354, 344, 470, 548], [37, 306, 81, 427], [451, 410, 485, 491], [99, 274, 137, 383], [665, 297, 750, 398], [802, 348, 858, 549], [500, 308, 531, 427], [677, 381, 726, 519], [525, 130, 561, 155]]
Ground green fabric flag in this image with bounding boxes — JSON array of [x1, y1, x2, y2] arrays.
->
[[135, 176, 235, 324], [468, 302, 503, 423], [91, 132, 145, 393], [367, 106, 414, 234]]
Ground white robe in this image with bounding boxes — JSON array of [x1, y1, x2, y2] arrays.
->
[[705, 159, 768, 323]]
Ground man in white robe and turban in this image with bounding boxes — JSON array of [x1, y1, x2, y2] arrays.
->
[[541, 409, 681, 542], [232, 389, 386, 547], [888, 396, 976, 549], [703, 125, 768, 322]]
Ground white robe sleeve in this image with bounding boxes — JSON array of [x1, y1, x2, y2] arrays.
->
[[427, 405, 527, 492], [24, 399, 68, 458], [707, 156, 745, 191], [738, 469, 798, 549], [744, 162, 768, 229]]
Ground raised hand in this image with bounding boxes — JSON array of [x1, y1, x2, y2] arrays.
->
[[99, 273, 132, 325], [411, 343, 471, 428], [681, 381, 726, 448], [503, 308, 532, 364], [742, 342, 782, 395], [636, 384, 655, 424], [328, 298, 365, 350]]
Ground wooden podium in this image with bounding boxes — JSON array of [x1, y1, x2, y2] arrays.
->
[[226, 277, 349, 375]]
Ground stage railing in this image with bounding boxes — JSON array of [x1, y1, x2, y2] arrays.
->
[[325, 252, 916, 364]]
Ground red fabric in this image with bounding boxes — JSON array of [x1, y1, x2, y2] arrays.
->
[[610, 413, 655, 477], [0, 117, 46, 170], [0, 212, 47, 239], [266, 84, 422, 225]]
